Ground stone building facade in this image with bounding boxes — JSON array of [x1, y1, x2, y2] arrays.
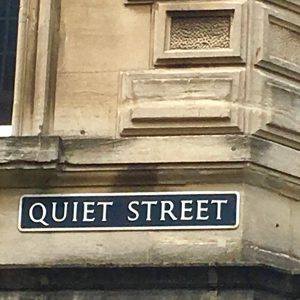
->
[[0, 0, 299, 298]]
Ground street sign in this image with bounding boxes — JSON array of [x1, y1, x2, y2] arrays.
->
[[18, 192, 239, 232]]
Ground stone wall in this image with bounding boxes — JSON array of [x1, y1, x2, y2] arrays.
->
[[0, 0, 299, 297]]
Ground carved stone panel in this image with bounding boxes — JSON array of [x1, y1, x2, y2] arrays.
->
[[254, 3, 300, 80], [264, 0, 300, 13], [118, 69, 245, 136], [169, 15, 231, 50], [249, 70, 300, 149], [153, 1, 247, 66]]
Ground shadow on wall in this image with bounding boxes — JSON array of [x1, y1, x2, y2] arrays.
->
[[110, 164, 160, 193]]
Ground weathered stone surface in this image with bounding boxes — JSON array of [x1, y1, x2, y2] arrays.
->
[[0, 135, 299, 201], [243, 186, 293, 256], [0, 185, 242, 267], [0, 180, 299, 272], [0, 290, 285, 300], [54, 72, 119, 137], [250, 137, 300, 178], [264, 0, 300, 13], [119, 69, 245, 136], [0, 137, 60, 164], [0, 267, 299, 298], [9, 0, 300, 146], [0, 0, 300, 295], [248, 70, 300, 149], [62, 136, 249, 165], [53, 0, 151, 137], [253, 2, 300, 80]]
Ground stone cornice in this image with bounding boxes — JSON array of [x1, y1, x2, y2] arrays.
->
[[0, 135, 299, 199]]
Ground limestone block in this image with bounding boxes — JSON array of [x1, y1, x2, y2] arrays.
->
[[291, 200, 300, 258], [153, 1, 248, 65], [148, 230, 242, 265], [54, 72, 118, 137], [251, 137, 300, 179], [248, 70, 300, 148], [118, 69, 245, 136], [54, 0, 151, 137], [0, 189, 152, 265], [0, 137, 60, 164], [0, 184, 243, 267], [243, 186, 292, 255], [62, 136, 250, 165], [253, 2, 300, 80], [58, 0, 151, 73]]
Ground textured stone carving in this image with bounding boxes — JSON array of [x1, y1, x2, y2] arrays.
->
[[170, 16, 230, 50], [153, 1, 247, 65]]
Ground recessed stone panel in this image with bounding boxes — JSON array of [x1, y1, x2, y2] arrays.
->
[[254, 3, 300, 80], [264, 0, 300, 13], [153, 1, 247, 66], [249, 70, 300, 148], [170, 15, 231, 50], [118, 69, 245, 136]]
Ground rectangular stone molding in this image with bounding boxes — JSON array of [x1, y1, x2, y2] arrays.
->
[[12, 0, 60, 136], [248, 70, 300, 149], [254, 3, 300, 80], [264, 0, 300, 13], [124, 0, 153, 4], [153, 1, 247, 66], [118, 68, 245, 136]]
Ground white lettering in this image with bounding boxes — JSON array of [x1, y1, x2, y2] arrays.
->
[[196, 200, 209, 220], [83, 202, 95, 222], [180, 200, 193, 220], [72, 202, 78, 222], [160, 201, 177, 221], [141, 201, 157, 221], [211, 200, 228, 220], [127, 201, 139, 222], [97, 202, 113, 222], [52, 202, 68, 222], [29, 203, 49, 226]]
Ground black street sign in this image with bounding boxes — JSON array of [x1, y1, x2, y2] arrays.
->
[[18, 192, 240, 232]]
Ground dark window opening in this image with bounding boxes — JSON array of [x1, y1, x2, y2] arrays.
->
[[0, 0, 19, 126]]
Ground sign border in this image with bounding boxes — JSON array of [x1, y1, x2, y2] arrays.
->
[[18, 191, 240, 232]]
